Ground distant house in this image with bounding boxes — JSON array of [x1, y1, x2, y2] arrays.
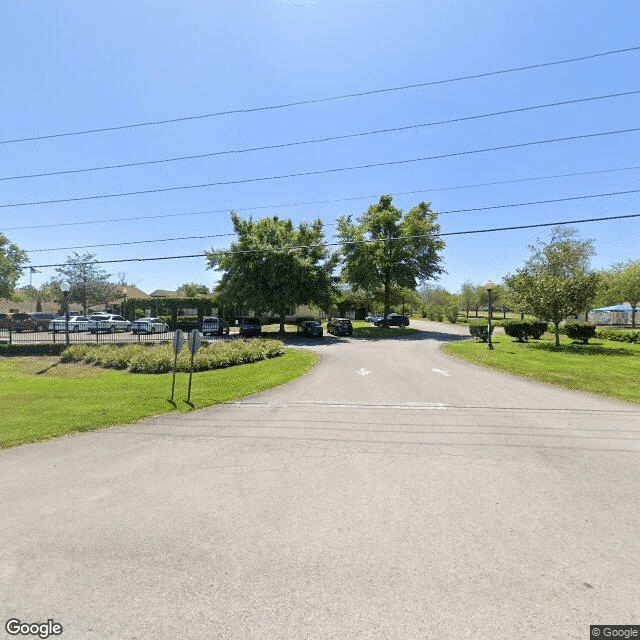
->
[[149, 289, 187, 298], [588, 304, 635, 325]]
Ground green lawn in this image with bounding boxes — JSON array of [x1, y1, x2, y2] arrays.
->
[[442, 334, 640, 404], [0, 348, 318, 448]]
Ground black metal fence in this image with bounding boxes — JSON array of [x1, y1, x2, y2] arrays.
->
[[0, 328, 231, 345]]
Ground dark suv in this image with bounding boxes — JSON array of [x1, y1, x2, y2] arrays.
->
[[238, 317, 262, 337], [327, 318, 353, 336], [374, 313, 410, 327]]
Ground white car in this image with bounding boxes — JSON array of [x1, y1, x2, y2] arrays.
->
[[131, 317, 169, 334], [88, 314, 131, 334], [50, 316, 91, 332]]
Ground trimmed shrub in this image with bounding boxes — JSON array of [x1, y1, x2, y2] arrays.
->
[[564, 321, 596, 344], [594, 328, 640, 344], [530, 320, 549, 340], [468, 320, 494, 343], [445, 303, 459, 324], [503, 320, 532, 342]]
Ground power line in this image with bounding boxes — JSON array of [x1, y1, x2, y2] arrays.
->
[[25, 212, 640, 269], [3, 89, 638, 182], [3, 45, 639, 146], [5, 165, 640, 233], [24, 188, 640, 253], [3, 126, 639, 210]]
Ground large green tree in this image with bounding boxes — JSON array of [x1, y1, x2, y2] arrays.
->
[[337, 195, 445, 323], [505, 226, 599, 346], [55, 252, 116, 314], [206, 214, 338, 333], [0, 234, 28, 299], [178, 282, 210, 297], [606, 259, 640, 327]]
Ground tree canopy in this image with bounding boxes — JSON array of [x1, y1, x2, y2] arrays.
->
[[337, 195, 445, 322], [504, 226, 599, 346], [0, 234, 28, 299], [206, 213, 338, 332], [606, 259, 640, 327], [54, 252, 117, 314], [178, 282, 210, 297]]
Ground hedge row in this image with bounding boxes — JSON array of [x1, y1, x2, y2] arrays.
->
[[594, 328, 640, 343], [0, 343, 68, 357], [468, 320, 495, 342], [61, 339, 286, 374]]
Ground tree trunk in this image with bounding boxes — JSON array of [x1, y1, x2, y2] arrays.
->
[[384, 276, 390, 323], [632, 306, 636, 329], [554, 322, 560, 347], [279, 310, 286, 334]]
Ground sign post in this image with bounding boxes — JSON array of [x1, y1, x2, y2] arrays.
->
[[187, 329, 202, 403], [171, 329, 185, 402]]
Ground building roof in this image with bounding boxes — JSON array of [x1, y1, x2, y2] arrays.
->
[[149, 289, 187, 298]]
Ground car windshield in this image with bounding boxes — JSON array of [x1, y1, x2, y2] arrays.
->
[[244, 319, 260, 325], [90, 315, 109, 320], [306, 321, 321, 327]]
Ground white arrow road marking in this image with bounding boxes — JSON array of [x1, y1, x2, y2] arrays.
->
[[432, 368, 451, 377], [356, 367, 372, 376]]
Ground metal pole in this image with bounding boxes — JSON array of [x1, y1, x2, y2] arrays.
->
[[187, 350, 195, 403], [487, 289, 494, 351], [64, 292, 70, 347], [171, 350, 178, 402]]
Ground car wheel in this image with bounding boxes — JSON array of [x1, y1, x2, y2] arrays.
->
[[36, 324, 45, 332], [150, 327, 155, 334], [109, 325, 115, 334]]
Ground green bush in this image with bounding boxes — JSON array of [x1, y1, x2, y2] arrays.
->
[[468, 320, 494, 343], [530, 320, 549, 340], [594, 328, 640, 343], [564, 321, 597, 344], [0, 343, 68, 357], [423, 304, 444, 322], [445, 303, 459, 324], [62, 339, 286, 374], [503, 320, 532, 342]]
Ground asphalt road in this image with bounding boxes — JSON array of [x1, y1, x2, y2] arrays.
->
[[1, 321, 639, 639]]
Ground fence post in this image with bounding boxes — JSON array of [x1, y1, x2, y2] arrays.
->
[[8, 327, 12, 345]]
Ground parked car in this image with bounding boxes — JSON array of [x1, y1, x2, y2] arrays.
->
[[88, 314, 131, 333], [50, 315, 92, 332], [0, 313, 11, 329], [297, 320, 323, 337], [131, 317, 169, 335], [238, 317, 262, 337], [2, 312, 53, 332], [201, 316, 230, 336], [327, 317, 353, 336], [374, 313, 410, 327], [365, 314, 383, 324]]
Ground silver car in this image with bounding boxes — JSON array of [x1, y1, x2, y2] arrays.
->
[[50, 316, 91, 332], [88, 314, 131, 334], [131, 317, 169, 335]]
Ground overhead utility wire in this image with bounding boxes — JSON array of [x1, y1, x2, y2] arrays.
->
[[3, 89, 638, 182], [24, 188, 640, 253], [25, 212, 640, 269], [5, 165, 640, 232], [3, 45, 639, 146], [3, 126, 639, 210]]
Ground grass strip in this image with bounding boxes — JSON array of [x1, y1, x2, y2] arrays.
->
[[0, 348, 318, 448], [442, 334, 640, 404]]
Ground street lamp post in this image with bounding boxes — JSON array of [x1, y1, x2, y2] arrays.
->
[[60, 281, 71, 346], [485, 280, 494, 351], [122, 287, 128, 319]]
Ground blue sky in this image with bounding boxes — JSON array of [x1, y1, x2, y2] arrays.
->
[[2, 1, 639, 296]]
